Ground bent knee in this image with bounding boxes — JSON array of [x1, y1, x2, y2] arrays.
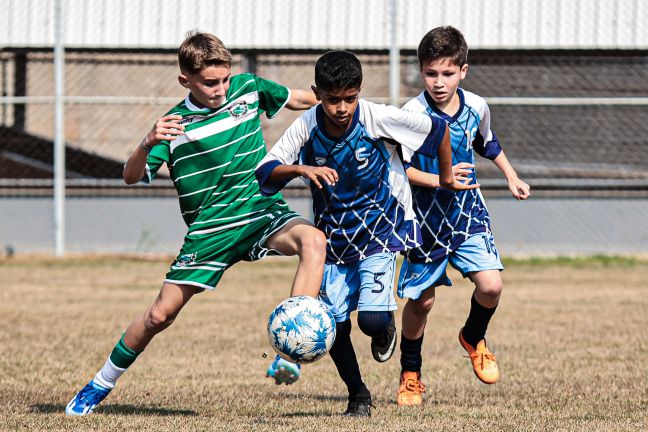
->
[[477, 280, 503, 299], [410, 297, 434, 315], [299, 228, 327, 258], [357, 311, 392, 337], [145, 307, 176, 331]]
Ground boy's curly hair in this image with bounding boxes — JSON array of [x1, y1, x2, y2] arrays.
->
[[315, 51, 363, 91]]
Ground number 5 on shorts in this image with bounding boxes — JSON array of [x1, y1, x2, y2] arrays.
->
[[372, 272, 385, 293]]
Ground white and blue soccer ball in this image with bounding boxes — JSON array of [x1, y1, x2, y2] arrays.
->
[[267, 295, 336, 364]]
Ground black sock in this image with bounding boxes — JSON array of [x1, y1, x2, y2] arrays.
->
[[400, 334, 424, 373], [462, 295, 497, 348], [328, 320, 370, 400]]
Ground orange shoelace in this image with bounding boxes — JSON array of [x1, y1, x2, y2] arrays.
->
[[401, 378, 426, 394], [470, 350, 497, 370]]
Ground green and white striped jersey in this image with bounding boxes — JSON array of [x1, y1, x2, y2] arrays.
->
[[143, 73, 291, 236]]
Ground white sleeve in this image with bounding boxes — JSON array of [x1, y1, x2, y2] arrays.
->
[[478, 101, 494, 143], [258, 109, 313, 167], [399, 99, 424, 163], [361, 100, 445, 158]]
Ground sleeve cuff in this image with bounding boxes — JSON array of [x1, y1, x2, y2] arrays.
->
[[255, 160, 288, 196], [417, 117, 446, 157]]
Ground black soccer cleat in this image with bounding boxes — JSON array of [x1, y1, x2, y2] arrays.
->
[[370, 313, 397, 362], [342, 396, 374, 417]]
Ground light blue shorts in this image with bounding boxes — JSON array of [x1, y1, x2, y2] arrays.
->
[[319, 252, 398, 322], [397, 232, 503, 301]]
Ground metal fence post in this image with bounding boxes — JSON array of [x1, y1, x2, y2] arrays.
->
[[54, 0, 65, 257]]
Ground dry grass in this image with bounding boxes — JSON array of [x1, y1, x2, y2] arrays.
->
[[0, 256, 646, 431]]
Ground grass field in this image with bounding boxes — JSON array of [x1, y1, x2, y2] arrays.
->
[[1, 256, 646, 431]]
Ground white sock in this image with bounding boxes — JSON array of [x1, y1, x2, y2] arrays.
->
[[93, 358, 127, 389]]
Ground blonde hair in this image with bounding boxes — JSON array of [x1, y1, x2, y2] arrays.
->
[[178, 31, 232, 74]]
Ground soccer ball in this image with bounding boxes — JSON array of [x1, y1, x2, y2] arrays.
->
[[267, 295, 336, 364]]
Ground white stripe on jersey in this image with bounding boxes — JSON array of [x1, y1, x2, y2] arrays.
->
[[190, 209, 266, 226], [188, 213, 270, 236], [221, 79, 256, 108], [170, 92, 260, 153], [178, 183, 222, 198], [180, 182, 259, 214], [172, 126, 261, 167], [222, 168, 255, 178], [173, 161, 232, 182], [182, 79, 256, 117], [234, 145, 264, 157]]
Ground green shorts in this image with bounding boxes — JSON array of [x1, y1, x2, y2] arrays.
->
[[164, 202, 304, 290]]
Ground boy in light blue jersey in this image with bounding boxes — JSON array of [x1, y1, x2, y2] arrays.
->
[[255, 51, 476, 416], [65, 32, 326, 416], [395, 26, 531, 407]]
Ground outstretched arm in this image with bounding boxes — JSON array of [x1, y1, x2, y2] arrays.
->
[[255, 110, 336, 194], [491, 151, 530, 200], [407, 162, 477, 189], [123, 114, 184, 184], [285, 88, 319, 110], [435, 127, 480, 192], [268, 165, 338, 190]]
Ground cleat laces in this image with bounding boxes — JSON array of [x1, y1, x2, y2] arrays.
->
[[402, 377, 426, 394]]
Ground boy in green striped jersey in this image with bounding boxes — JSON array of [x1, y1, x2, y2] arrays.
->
[[66, 31, 325, 416]]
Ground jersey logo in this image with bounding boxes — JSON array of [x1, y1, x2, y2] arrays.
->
[[354, 146, 370, 170], [228, 101, 249, 119], [315, 157, 327, 166], [179, 115, 206, 125]]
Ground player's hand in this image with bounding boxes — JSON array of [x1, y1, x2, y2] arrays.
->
[[509, 177, 531, 200], [146, 114, 185, 146], [453, 162, 474, 182], [300, 166, 339, 189], [449, 177, 480, 191]]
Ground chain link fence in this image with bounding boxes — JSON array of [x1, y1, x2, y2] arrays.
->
[[1, 1, 647, 255]]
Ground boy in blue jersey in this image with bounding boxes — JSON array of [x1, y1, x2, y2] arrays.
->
[[255, 50, 476, 416], [395, 26, 531, 407], [65, 32, 326, 416]]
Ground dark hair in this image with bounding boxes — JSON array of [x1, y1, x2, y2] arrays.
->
[[314, 51, 363, 91], [178, 31, 232, 74], [417, 26, 468, 68]]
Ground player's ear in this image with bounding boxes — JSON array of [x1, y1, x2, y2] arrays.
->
[[311, 85, 321, 101], [178, 74, 189, 88], [460, 64, 468, 79]]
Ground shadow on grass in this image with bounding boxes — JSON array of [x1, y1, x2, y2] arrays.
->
[[264, 393, 347, 417], [280, 411, 336, 418], [31, 404, 197, 416], [281, 393, 347, 402]]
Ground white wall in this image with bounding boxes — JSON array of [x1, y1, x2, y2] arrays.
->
[[2, 0, 647, 49], [2, 196, 648, 256]]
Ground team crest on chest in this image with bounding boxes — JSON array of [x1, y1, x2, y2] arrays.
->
[[228, 101, 249, 119], [315, 157, 327, 166]]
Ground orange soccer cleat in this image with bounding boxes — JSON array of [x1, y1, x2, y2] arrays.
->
[[396, 371, 426, 406], [458, 328, 500, 384]]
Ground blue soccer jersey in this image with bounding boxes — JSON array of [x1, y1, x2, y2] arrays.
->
[[256, 99, 447, 264], [401, 88, 503, 263]]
